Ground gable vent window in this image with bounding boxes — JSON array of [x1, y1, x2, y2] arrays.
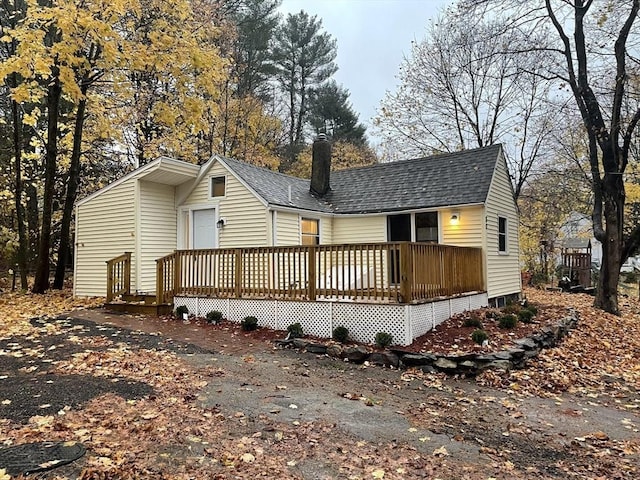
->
[[498, 216, 507, 253], [301, 218, 320, 245], [211, 176, 226, 198]]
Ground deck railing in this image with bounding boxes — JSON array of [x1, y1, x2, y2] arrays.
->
[[106, 252, 131, 302], [155, 242, 484, 304]]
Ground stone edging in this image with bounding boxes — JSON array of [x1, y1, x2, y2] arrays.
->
[[275, 310, 579, 376]]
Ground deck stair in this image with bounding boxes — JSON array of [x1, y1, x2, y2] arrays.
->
[[105, 293, 173, 316]]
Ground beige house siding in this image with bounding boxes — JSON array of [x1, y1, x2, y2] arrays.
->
[[321, 216, 332, 244], [441, 206, 484, 248], [484, 156, 521, 299], [180, 162, 268, 248], [138, 181, 177, 292], [75, 178, 137, 297], [332, 215, 387, 244], [275, 211, 300, 245]]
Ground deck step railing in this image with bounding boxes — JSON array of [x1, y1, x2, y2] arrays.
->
[[155, 242, 484, 304], [106, 252, 131, 302]]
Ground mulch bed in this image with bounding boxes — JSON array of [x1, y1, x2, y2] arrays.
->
[[168, 297, 565, 356]]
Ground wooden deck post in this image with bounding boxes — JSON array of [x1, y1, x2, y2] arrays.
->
[[174, 252, 181, 299], [308, 245, 317, 301], [124, 252, 131, 296], [235, 248, 243, 298], [156, 258, 164, 304], [399, 243, 412, 304]]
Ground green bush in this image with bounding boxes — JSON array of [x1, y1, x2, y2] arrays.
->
[[518, 309, 534, 324], [241, 316, 259, 331], [471, 329, 488, 345], [206, 310, 224, 324], [525, 304, 538, 315], [463, 314, 483, 328], [374, 332, 393, 348], [624, 271, 639, 284], [287, 322, 304, 338], [175, 305, 189, 317], [332, 326, 349, 343], [498, 314, 518, 329]]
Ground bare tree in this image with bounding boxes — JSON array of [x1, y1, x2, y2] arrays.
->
[[464, 0, 640, 314], [374, 7, 555, 199]]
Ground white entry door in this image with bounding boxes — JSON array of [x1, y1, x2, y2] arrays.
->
[[192, 208, 217, 249]]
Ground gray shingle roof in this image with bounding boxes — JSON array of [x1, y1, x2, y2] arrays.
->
[[221, 144, 503, 214]]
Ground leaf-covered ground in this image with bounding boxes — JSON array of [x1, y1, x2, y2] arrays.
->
[[0, 288, 638, 479]]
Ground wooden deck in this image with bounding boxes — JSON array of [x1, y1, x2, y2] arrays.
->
[[148, 242, 484, 306], [106, 242, 484, 317]]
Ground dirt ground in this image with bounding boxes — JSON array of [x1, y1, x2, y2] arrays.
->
[[1, 289, 639, 479]]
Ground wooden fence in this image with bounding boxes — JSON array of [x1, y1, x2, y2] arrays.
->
[[155, 242, 484, 305]]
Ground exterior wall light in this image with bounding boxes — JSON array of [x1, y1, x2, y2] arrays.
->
[[450, 212, 460, 225], [216, 218, 226, 229]]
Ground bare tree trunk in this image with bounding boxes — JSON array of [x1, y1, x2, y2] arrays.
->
[[10, 75, 29, 289], [32, 70, 61, 294], [595, 170, 625, 313], [53, 93, 86, 289]]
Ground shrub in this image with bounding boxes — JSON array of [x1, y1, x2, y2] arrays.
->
[[525, 304, 538, 315], [175, 305, 189, 317], [471, 329, 488, 345], [463, 314, 483, 329], [241, 316, 258, 331], [624, 271, 638, 284], [206, 310, 224, 324], [498, 314, 518, 329], [287, 322, 304, 338], [374, 332, 393, 348], [518, 309, 534, 324], [502, 303, 520, 315], [332, 326, 349, 343]]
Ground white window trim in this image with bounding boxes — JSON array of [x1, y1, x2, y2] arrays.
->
[[498, 215, 508, 255], [300, 216, 321, 245], [209, 175, 227, 200], [177, 204, 219, 249]]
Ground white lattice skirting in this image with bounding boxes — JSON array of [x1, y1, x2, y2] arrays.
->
[[174, 293, 488, 346]]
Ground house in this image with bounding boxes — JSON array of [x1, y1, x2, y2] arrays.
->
[[74, 140, 520, 345]]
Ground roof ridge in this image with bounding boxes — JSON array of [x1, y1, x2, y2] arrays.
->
[[223, 156, 309, 184], [332, 144, 502, 176]]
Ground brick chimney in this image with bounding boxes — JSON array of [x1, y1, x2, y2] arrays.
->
[[310, 134, 331, 197]]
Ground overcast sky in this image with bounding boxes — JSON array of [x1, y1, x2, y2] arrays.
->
[[279, 0, 451, 139]]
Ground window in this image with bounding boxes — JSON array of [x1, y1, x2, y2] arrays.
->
[[210, 176, 226, 198], [301, 218, 320, 245], [498, 216, 507, 253], [415, 212, 438, 243]]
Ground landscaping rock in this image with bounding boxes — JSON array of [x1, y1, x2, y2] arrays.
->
[[368, 352, 400, 368], [306, 343, 328, 355], [514, 338, 537, 350], [400, 353, 436, 366], [487, 360, 512, 371], [434, 358, 458, 370], [293, 338, 308, 349], [326, 344, 343, 358], [342, 346, 369, 363]]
